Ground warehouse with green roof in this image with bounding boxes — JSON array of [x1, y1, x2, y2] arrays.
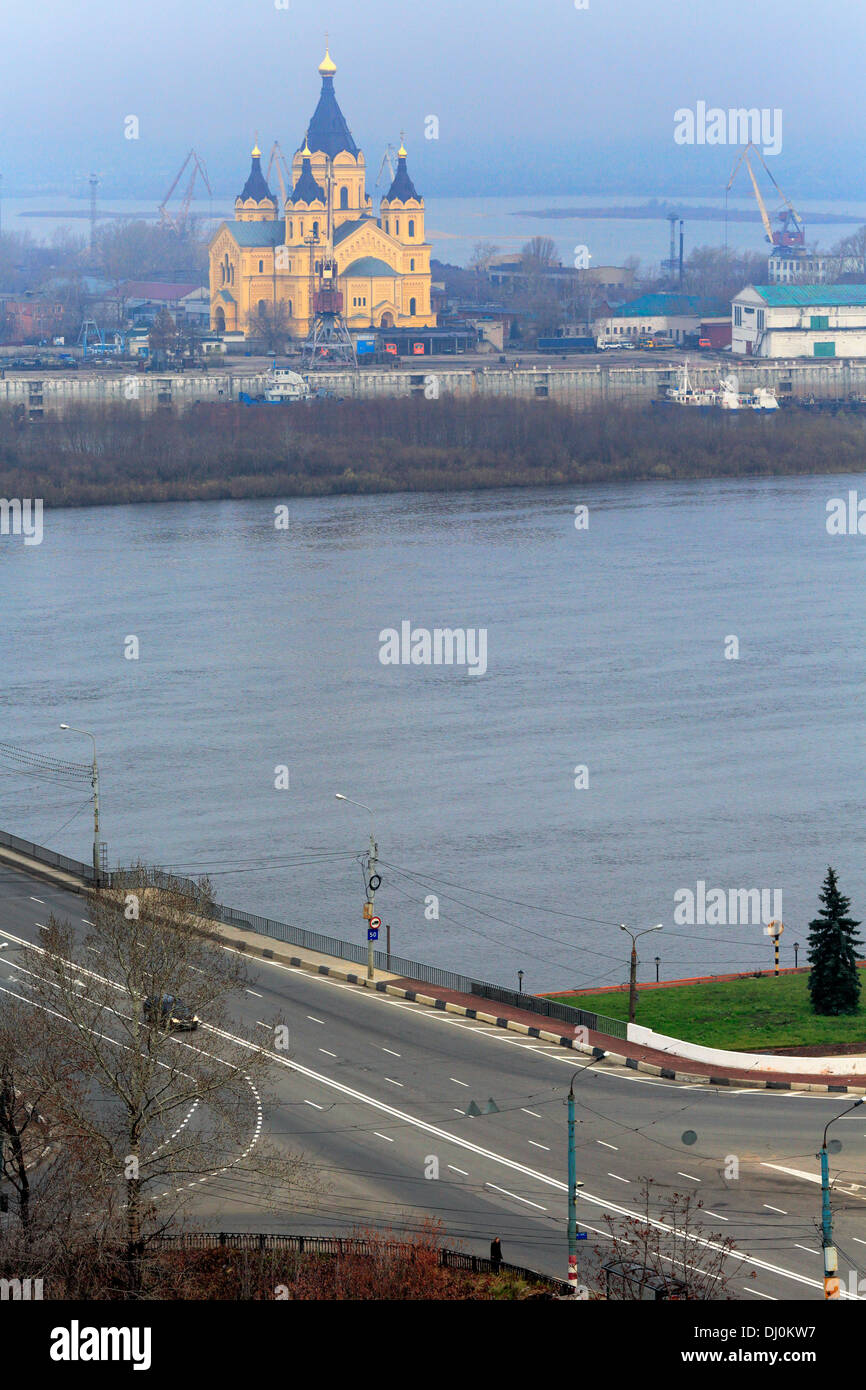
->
[[732, 284, 866, 358]]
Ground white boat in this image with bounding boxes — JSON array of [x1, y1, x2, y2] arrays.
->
[[263, 367, 311, 403], [658, 363, 780, 411]]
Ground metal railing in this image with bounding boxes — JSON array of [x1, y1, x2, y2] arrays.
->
[[2, 834, 627, 1042], [149, 1232, 569, 1291], [0, 828, 95, 883]]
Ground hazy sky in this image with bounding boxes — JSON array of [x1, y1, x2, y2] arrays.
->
[[2, 0, 864, 199]]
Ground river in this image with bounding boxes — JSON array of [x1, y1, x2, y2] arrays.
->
[[1, 473, 864, 991]]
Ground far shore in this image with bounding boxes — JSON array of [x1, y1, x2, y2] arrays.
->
[[1, 396, 865, 511]]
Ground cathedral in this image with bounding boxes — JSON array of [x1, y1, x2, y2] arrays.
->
[[209, 46, 436, 341]]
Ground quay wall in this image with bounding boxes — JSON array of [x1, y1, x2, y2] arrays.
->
[[3, 360, 866, 416]]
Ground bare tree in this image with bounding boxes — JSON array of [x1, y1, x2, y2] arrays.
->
[[21, 869, 311, 1295], [248, 299, 291, 354], [596, 1180, 748, 1300]]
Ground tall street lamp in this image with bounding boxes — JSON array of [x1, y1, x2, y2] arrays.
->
[[566, 1057, 602, 1294], [819, 1098, 863, 1299], [620, 922, 662, 1025], [60, 724, 101, 886], [335, 793, 378, 981]]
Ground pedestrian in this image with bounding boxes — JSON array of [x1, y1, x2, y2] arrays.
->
[[490, 1237, 502, 1271]]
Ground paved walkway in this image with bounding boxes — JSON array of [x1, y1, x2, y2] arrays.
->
[[4, 844, 865, 1090]]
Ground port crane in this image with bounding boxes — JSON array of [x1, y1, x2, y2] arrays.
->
[[159, 149, 212, 233], [266, 141, 294, 206], [726, 142, 805, 249]]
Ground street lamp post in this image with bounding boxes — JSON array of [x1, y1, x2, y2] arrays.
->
[[620, 923, 663, 1025], [567, 1058, 601, 1294], [335, 793, 377, 981], [60, 724, 100, 886], [819, 1098, 863, 1299]]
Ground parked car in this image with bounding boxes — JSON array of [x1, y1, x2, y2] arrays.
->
[[142, 994, 200, 1031]]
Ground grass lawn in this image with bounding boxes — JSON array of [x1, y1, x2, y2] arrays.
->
[[553, 973, 866, 1051]]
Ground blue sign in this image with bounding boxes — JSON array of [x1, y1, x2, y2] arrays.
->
[[577, 1233, 588, 1240], [368, 927, 379, 941], [356, 338, 376, 355]]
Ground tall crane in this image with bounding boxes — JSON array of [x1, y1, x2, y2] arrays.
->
[[375, 144, 398, 188], [159, 150, 212, 233], [266, 141, 294, 206], [726, 143, 805, 249]]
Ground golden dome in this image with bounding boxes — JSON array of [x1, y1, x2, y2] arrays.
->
[[318, 45, 337, 75], [398, 141, 407, 159], [251, 143, 261, 159]]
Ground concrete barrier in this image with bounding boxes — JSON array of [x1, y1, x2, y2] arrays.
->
[[627, 1023, 866, 1075]]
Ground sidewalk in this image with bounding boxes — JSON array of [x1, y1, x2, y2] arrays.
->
[[3, 845, 865, 1093]]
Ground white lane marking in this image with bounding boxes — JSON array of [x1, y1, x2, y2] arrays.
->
[[608, 1173, 630, 1183], [35, 923, 47, 931], [0, 921, 845, 1298], [794, 1244, 817, 1254], [191, 966, 206, 974], [854, 1238, 866, 1246], [319, 1049, 337, 1058], [245, 989, 263, 998], [763, 1204, 787, 1215], [453, 1108, 464, 1115], [29, 897, 45, 904], [304, 1100, 323, 1110], [745, 1287, 777, 1301], [597, 1140, 618, 1151], [447, 1165, 468, 1176], [373, 1132, 394, 1143], [381, 1047, 401, 1057], [307, 1015, 325, 1025], [450, 1077, 469, 1087], [703, 1211, 728, 1221], [761, 1162, 820, 1185], [485, 1182, 547, 1212], [255, 1022, 271, 1031], [384, 1077, 403, 1087], [677, 1172, 701, 1182], [521, 1108, 541, 1118], [528, 1140, 550, 1151]]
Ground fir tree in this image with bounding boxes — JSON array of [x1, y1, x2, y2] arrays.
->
[[807, 867, 863, 1015]]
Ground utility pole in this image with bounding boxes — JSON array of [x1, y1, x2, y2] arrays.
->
[[620, 922, 663, 1025], [567, 1059, 600, 1293], [819, 1099, 863, 1299], [60, 724, 101, 886], [335, 794, 378, 980]]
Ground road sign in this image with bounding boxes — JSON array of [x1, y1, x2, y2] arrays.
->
[[368, 927, 379, 942], [370, 916, 381, 930]]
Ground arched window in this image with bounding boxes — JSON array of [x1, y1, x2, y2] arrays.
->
[[312, 221, 319, 239], [258, 299, 266, 318], [385, 219, 390, 234], [287, 300, 293, 317], [409, 297, 417, 317], [410, 258, 415, 271], [215, 306, 226, 332], [408, 219, 415, 238], [340, 186, 349, 209], [395, 218, 400, 236], [288, 219, 294, 240], [258, 260, 264, 273]]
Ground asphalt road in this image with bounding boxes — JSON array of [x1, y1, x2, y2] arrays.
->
[[2, 858, 865, 1301]]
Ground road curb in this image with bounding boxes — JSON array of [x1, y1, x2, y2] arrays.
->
[[5, 847, 866, 1096]]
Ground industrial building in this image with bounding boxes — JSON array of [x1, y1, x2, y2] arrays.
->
[[594, 292, 726, 344], [731, 284, 866, 358]]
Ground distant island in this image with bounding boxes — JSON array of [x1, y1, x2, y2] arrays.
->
[[517, 199, 862, 226]]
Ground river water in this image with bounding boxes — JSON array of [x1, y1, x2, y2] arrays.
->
[[1, 474, 865, 991]]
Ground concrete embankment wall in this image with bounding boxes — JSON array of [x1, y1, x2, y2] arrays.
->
[[4, 359, 866, 416]]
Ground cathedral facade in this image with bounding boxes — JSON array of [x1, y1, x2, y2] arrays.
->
[[209, 47, 436, 341]]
